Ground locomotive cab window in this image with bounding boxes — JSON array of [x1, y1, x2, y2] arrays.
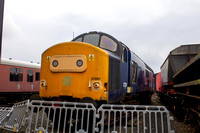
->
[[27, 70, 33, 82], [72, 32, 120, 56], [83, 34, 100, 46], [100, 36, 117, 52]]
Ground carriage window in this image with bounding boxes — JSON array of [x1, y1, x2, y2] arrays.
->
[[10, 68, 23, 82], [74, 37, 82, 42], [27, 70, 33, 82], [100, 36, 117, 51], [83, 34, 100, 46], [10, 68, 16, 73], [35, 72, 40, 81], [132, 62, 137, 84], [27, 70, 33, 74]]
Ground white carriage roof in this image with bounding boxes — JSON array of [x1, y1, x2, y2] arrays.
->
[[0, 58, 40, 69]]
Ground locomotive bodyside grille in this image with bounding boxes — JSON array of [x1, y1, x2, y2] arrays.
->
[[109, 57, 120, 91]]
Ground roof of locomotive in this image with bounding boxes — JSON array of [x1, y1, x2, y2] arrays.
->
[[72, 31, 120, 44], [73, 31, 154, 73], [72, 31, 123, 57], [0, 58, 40, 69]]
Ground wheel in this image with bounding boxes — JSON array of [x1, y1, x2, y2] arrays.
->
[[80, 97, 98, 108], [29, 94, 42, 101]]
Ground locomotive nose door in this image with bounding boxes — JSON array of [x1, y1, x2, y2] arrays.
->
[[121, 46, 129, 95]]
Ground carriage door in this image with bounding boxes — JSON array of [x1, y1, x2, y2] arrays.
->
[[27, 69, 34, 90], [120, 46, 128, 95]]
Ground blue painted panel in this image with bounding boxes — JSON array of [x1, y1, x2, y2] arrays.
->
[[129, 51, 146, 94], [120, 61, 128, 94], [108, 48, 129, 103]]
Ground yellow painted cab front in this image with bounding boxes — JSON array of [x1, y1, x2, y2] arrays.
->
[[40, 42, 109, 102]]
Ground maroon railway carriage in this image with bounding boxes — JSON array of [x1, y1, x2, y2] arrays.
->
[[0, 58, 40, 104]]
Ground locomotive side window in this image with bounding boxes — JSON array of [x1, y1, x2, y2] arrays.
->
[[27, 70, 33, 82], [121, 46, 128, 62], [132, 61, 137, 84], [10, 68, 23, 82], [146, 70, 149, 78], [100, 36, 117, 52], [146, 70, 150, 89], [35, 72, 40, 81], [83, 34, 100, 46]]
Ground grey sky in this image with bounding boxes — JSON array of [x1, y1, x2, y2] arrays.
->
[[2, 0, 200, 73]]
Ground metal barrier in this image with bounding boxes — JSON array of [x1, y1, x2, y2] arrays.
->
[[0, 100, 174, 133], [0, 107, 13, 127], [96, 104, 174, 133], [25, 100, 97, 133], [1, 100, 29, 132]]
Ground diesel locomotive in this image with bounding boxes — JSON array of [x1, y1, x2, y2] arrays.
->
[[39, 31, 154, 105]]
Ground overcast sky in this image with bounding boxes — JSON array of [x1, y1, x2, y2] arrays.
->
[[2, 0, 200, 73]]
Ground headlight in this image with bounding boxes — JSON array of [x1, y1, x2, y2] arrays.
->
[[52, 60, 58, 67], [40, 80, 47, 88], [91, 81, 102, 91], [93, 82, 100, 88], [76, 60, 83, 67]]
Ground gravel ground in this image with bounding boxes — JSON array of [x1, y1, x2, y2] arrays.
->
[[151, 93, 195, 133]]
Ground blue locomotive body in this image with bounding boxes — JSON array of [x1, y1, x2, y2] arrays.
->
[[41, 31, 154, 104], [72, 32, 154, 104], [107, 45, 154, 103]]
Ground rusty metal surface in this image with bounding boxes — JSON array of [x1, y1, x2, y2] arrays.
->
[[161, 44, 200, 84]]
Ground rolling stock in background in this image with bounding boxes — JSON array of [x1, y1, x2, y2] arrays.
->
[[39, 31, 154, 105], [156, 44, 200, 131], [0, 58, 40, 104]]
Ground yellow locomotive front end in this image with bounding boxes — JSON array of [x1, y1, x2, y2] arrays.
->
[[40, 41, 109, 102]]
